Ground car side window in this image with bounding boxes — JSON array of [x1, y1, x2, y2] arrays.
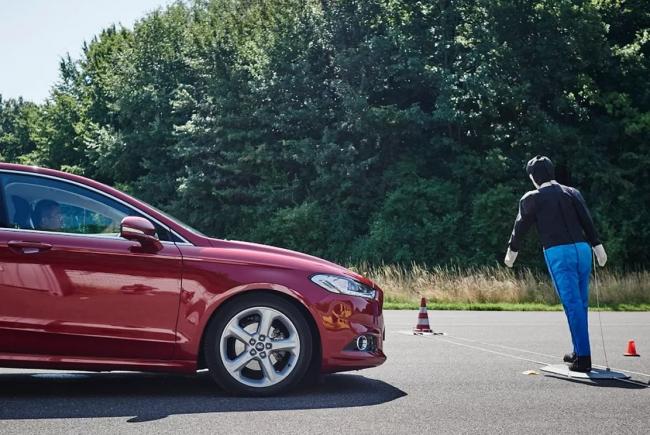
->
[[0, 173, 173, 241], [0, 179, 8, 228]]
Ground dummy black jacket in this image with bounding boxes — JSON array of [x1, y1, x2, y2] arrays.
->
[[508, 182, 601, 252]]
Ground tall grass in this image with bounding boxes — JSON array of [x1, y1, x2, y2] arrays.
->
[[350, 263, 650, 308]]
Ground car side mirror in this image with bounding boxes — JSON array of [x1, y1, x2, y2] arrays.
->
[[120, 216, 162, 251]]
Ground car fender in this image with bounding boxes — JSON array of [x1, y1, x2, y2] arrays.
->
[[173, 272, 326, 362]]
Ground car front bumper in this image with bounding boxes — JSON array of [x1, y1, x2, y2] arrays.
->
[[310, 293, 386, 373]]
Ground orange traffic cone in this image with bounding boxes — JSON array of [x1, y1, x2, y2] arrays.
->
[[413, 297, 433, 334], [624, 339, 640, 357]]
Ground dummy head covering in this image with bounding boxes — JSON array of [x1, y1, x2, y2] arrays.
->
[[526, 155, 555, 186]]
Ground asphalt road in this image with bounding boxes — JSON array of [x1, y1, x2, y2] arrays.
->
[[1, 310, 648, 434]]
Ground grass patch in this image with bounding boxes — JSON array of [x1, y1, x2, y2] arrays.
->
[[348, 263, 650, 312], [384, 301, 563, 311], [383, 301, 650, 311]]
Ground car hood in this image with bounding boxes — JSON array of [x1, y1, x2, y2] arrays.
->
[[207, 238, 370, 283]]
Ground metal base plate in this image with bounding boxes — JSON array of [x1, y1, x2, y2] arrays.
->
[[540, 364, 629, 379], [395, 330, 446, 336], [413, 331, 445, 336]]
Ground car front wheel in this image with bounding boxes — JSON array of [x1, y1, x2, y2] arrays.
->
[[204, 293, 313, 395]]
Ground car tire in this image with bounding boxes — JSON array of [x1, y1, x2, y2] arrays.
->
[[204, 293, 313, 396]]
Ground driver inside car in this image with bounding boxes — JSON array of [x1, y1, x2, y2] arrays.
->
[[33, 199, 64, 232]]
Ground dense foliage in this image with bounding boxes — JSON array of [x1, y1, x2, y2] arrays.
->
[[1, 0, 649, 268]]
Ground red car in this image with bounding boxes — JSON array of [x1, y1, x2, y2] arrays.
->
[[0, 163, 385, 395]]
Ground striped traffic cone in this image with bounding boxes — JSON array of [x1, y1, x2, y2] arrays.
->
[[413, 297, 433, 334]]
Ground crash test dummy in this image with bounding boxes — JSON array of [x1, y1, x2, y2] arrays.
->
[[504, 156, 607, 372]]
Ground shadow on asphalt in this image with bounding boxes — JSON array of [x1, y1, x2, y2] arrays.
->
[[0, 371, 406, 422]]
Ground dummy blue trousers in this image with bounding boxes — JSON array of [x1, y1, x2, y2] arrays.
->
[[543, 242, 592, 357]]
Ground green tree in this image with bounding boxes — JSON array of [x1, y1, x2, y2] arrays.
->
[[2, 0, 649, 268]]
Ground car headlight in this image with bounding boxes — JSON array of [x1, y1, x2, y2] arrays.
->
[[310, 274, 376, 299]]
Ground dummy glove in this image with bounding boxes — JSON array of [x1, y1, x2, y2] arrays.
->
[[593, 244, 607, 267], [504, 248, 518, 268]]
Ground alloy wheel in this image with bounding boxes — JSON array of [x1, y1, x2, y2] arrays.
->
[[219, 306, 301, 388]]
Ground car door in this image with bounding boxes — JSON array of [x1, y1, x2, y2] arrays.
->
[[0, 171, 183, 360]]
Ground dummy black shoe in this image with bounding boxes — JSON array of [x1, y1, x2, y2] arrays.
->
[[563, 352, 576, 363], [568, 356, 591, 373]]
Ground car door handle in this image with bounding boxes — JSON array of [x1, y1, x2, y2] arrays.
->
[[7, 240, 53, 254]]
